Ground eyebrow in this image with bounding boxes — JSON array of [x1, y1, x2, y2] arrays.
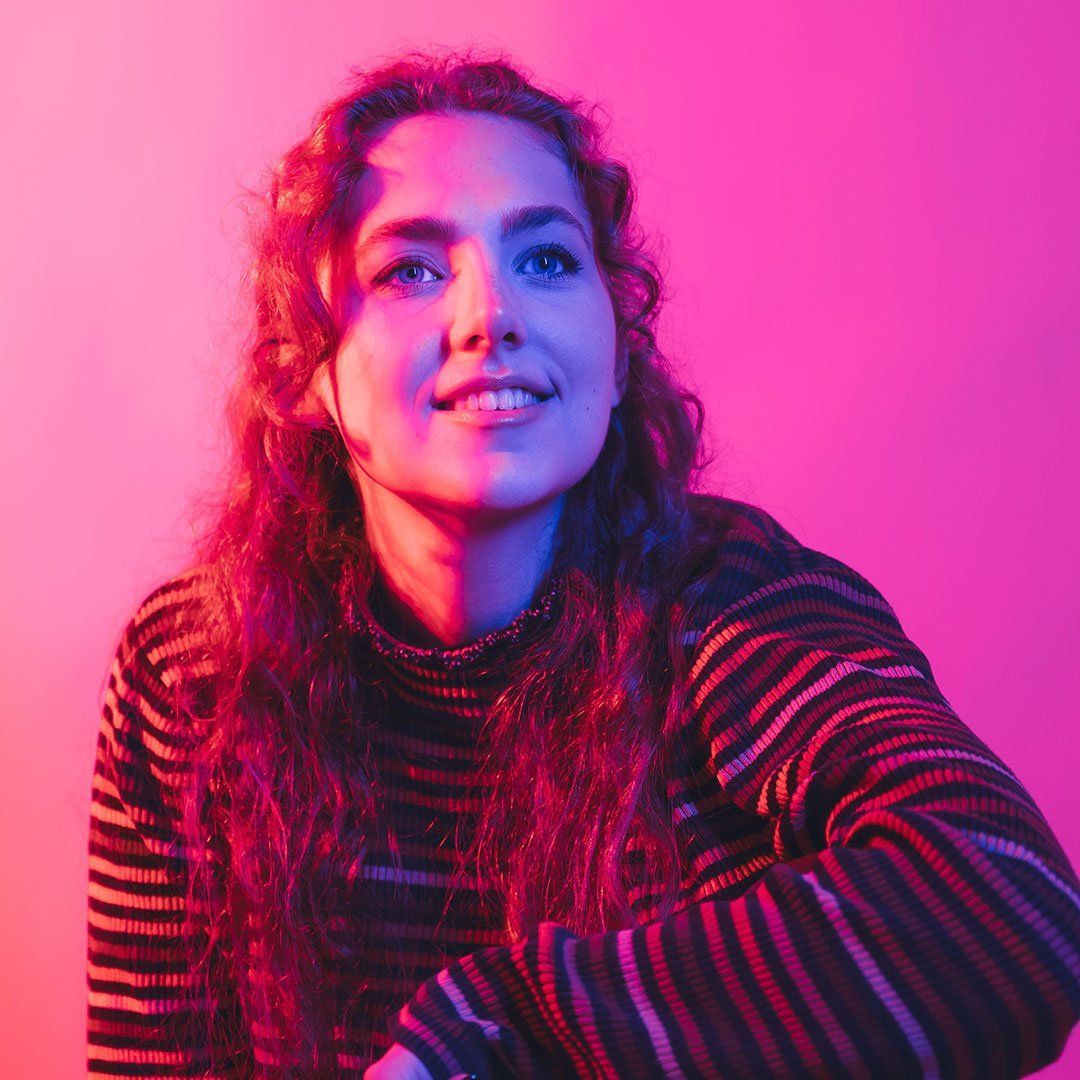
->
[[355, 204, 590, 257], [500, 205, 590, 245]]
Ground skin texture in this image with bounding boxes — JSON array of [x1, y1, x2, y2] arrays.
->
[[312, 112, 622, 646]]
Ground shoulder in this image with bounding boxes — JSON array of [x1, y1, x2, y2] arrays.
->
[[688, 496, 910, 650], [679, 499, 955, 802], [683, 497, 939, 728], [116, 567, 217, 663], [688, 496, 813, 613], [102, 567, 219, 786], [112, 567, 218, 700]]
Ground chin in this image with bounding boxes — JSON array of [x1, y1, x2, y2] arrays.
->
[[427, 480, 568, 525]]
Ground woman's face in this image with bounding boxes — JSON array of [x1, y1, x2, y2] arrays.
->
[[312, 112, 621, 530]]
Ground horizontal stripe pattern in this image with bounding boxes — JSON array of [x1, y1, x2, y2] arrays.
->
[[392, 506, 1080, 1078], [90, 501, 1080, 1077]]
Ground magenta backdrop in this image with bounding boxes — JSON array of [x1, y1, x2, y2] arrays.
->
[[2, 2, 1077, 1076]]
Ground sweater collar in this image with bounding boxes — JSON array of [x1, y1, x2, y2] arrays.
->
[[346, 573, 563, 722]]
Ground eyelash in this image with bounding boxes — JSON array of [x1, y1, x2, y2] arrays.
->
[[373, 244, 583, 292], [374, 259, 441, 291], [518, 244, 582, 280]]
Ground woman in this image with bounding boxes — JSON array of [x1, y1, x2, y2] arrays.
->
[[88, 52, 1080, 1079]]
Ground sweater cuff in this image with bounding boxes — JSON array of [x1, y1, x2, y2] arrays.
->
[[390, 1005, 506, 1080]]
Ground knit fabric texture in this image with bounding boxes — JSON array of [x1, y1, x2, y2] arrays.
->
[[88, 501, 1080, 1078]]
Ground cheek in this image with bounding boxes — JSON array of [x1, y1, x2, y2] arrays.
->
[[546, 293, 618, 377], [343, 309, 442, 393], [333, 337, 398, 417]]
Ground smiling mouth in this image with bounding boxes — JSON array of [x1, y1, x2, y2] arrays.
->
[[435, 388, 550, 412]]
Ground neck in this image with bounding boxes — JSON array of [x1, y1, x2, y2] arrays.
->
[[359, 488, 563, 648]]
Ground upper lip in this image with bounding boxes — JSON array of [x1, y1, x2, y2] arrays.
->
[[433, 373, 553, 407]]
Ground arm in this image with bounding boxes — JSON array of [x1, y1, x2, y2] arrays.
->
[[390, 557, 1080, 1079], [88, 580, 246, 1079]]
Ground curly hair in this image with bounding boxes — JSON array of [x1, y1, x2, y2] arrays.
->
[[183, 49, 726, 1077]]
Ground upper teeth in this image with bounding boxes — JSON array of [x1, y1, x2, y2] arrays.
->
[[451, 388, 541, 411]]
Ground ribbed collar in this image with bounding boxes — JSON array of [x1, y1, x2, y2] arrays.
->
[[349, 576, 563, 724]]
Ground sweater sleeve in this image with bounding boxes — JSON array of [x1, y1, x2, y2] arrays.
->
[[390, 552, 1080, 1079], [87, 577, 247, 1079]]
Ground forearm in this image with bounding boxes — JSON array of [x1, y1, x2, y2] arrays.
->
[[393, 817, 1080, 1079]]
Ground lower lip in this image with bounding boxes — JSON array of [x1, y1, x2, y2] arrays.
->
[[434, 399, 550, 428]]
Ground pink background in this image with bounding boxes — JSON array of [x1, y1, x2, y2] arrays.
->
[[2, 2, 1077, 1076]]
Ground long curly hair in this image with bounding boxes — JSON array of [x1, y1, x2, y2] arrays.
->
[[182, 50, 727, 1077]]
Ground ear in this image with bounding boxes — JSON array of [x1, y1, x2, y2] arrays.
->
[[316, 254, 336, 317], [295, 360, 339, 426], [611, 340, 629, 407]]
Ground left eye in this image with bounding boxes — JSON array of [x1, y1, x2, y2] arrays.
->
[[519, 248, 579, 277]]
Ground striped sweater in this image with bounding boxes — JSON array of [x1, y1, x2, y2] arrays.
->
[[88, 501, 1080, 1078]]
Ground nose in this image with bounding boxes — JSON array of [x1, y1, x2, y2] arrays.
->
[[447, 245, 527, 357]]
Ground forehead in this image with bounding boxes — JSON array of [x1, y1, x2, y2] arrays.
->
[[352, 112, 589, 233]]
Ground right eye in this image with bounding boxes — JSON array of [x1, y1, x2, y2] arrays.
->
[[376, 260, 441, 290]]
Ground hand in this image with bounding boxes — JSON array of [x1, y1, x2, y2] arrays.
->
[[363, 1043, 434, 1080]]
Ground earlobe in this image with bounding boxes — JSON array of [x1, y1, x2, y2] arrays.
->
[[296, 362, 337, 425]]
